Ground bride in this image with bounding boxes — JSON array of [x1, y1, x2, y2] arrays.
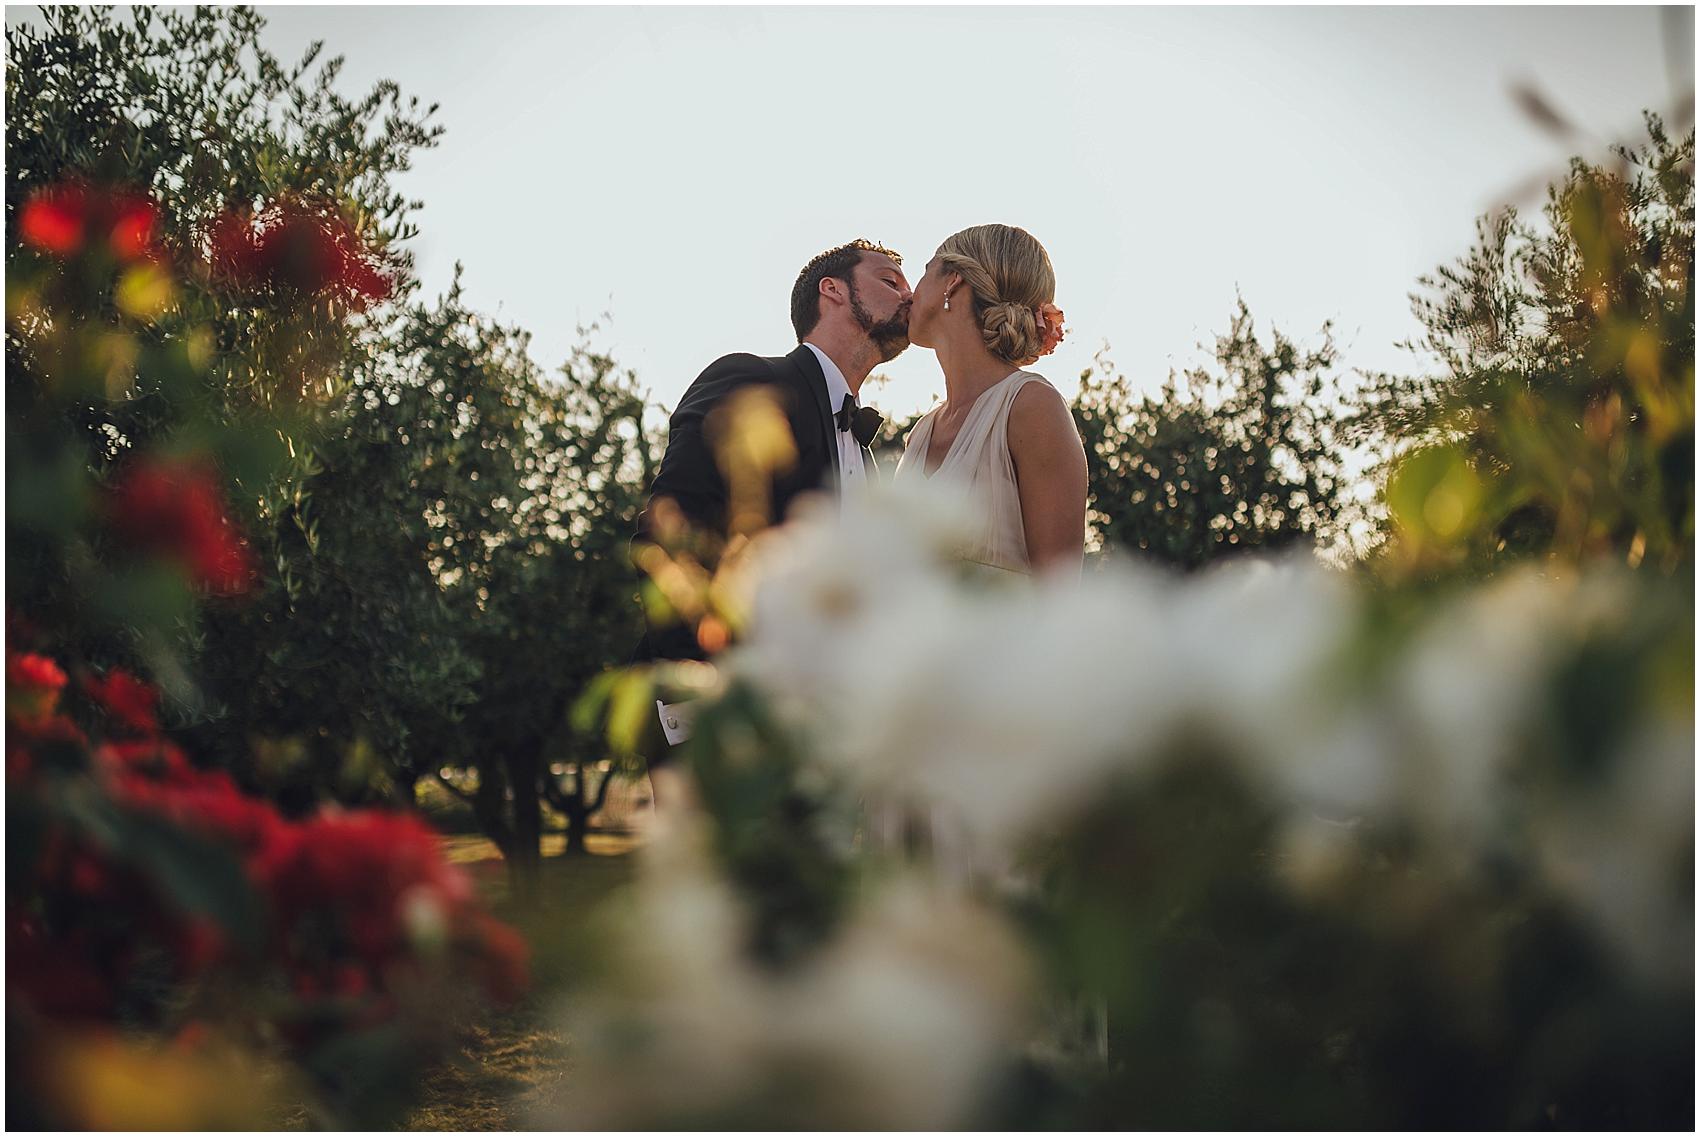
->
[[893, 224, 1087, 575], [888, 227, 1104, 1068]]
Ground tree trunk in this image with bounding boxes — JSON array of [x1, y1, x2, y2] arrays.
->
[[562, 769, 590, 856], [504, 752, 543, 898], [392, 766, 420, 809], [546, 763, 616, 857], [472, 762, 517, 863]]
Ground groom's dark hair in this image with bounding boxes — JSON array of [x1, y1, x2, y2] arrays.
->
[[790, 239, 903, 341]]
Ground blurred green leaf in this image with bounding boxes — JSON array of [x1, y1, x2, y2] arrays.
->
[[6, 447, 93, 537], [605, 670, 655, 758], [91, 561, 196, 633], [1386, 445, 1484, 546]]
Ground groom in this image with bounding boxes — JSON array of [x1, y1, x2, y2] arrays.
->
[[632, 239, 912, 762]]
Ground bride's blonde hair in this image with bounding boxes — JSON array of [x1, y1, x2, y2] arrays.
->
[[935, 224, 1057, 367]]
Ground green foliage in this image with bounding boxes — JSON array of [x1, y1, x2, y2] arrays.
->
[[1073, 301, 1348, 569], [6, 3, 440, 705], [428, 301, 655, 870], [684, 679, 856, 968], [1039, 566, 1691, 1128], [1348, 115, 1694, 576], [196, 273, 656, 866], [6, 4, 440, 421], [7, 102, 525, 1137], [4, 197, 273, 703]]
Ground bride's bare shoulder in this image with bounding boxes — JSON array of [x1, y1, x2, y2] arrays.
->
[[1009, 373, 1072, 427], [1007, 373, 1084, 463]]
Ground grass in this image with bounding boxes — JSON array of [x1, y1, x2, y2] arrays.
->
[[400, 1005, 571, 1131]]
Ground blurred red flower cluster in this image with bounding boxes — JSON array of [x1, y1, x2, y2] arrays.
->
[[16, 181, 393, 315], [17, 182, 162, 263], [208, 200, 392, 307], [7, 651, 69, 728], [105, 457, 258, 596], [5, 650, 529, 1031]]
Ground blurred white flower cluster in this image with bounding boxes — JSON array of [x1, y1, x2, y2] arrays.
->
[[731, 480, 1692, 980], [551, 479, 1689, 1129], [538, 806, 1034, 1130]]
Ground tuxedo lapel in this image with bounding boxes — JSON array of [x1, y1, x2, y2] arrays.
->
[[784, 344, 840, 478], [863, 443, 880, 482]]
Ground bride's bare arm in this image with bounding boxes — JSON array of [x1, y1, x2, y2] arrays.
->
[[1008, 381, 1089, 575]]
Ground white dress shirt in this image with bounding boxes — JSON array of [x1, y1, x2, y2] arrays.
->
[[803, 340, 868, 495]]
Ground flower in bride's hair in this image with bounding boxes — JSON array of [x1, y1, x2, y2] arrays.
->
[[1034, 302, 1065, 358]]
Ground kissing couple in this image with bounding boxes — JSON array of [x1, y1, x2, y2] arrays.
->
[[632, 224, 1089, 765]]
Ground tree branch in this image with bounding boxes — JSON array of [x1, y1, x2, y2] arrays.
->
[[430, 768, 477, 805], [588, 765, 617, 817], [540, 767, 573, 813]]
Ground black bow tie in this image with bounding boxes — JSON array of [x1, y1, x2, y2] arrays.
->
[[836, 392, 883, 448]]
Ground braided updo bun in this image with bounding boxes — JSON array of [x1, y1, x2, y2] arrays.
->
[[935, 224, 1057, 367]]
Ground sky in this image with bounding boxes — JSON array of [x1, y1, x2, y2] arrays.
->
[[24, 4, 1692, 420]]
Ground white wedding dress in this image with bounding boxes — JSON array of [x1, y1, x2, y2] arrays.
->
[[892, 368, 1047, 575], [870, 367, 1049, 889], [883, 367, 1110, 1073]]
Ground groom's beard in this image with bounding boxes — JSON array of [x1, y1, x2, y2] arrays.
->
[[849, 284, 911, 364]]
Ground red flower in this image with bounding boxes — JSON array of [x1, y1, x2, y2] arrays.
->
[[9, 659, 64, 738], [7, 686, 87, 778], [83, 669, 160, 735], [1030, 302, 1066, 363], [206, 211, 260, 276], [107, 198, 161, 262], [174, 920, 227, 975], [12, 712, 87, 747], [106, 458, 256, 595], [8, 651, 69, 729], [117, 766, 289, 864], [18, 185, 88, 256], [260, 810, 476, 967], [97, 738, 289, 863], [9, 652, 68, 695], [97, 737, 194, 784], [17, 183, 164, 263], [7, 912, 115, 1019], [332, 963, 370, 998], [67, 850, 111, 897], [208, 201, 392, 307]]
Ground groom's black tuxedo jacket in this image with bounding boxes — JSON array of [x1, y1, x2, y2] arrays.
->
[[631, 344, 863, 666]]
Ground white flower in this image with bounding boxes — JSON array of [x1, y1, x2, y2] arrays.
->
[[735, 485, 1376, 846], [541, 808, 1035, 1130], [729, 481, 969, 726], [850, 567, 1175, 842], [732, 481, 1175, 842], [776, 878, 1035, 1129], [1389, 569, 1569, 847], [1257, 704, 1400, 821], [1161, 553, 1366, 810], [1528, 716, 1694, 988]]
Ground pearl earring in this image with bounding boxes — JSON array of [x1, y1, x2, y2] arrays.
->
[[943, 294, 952, 312]]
